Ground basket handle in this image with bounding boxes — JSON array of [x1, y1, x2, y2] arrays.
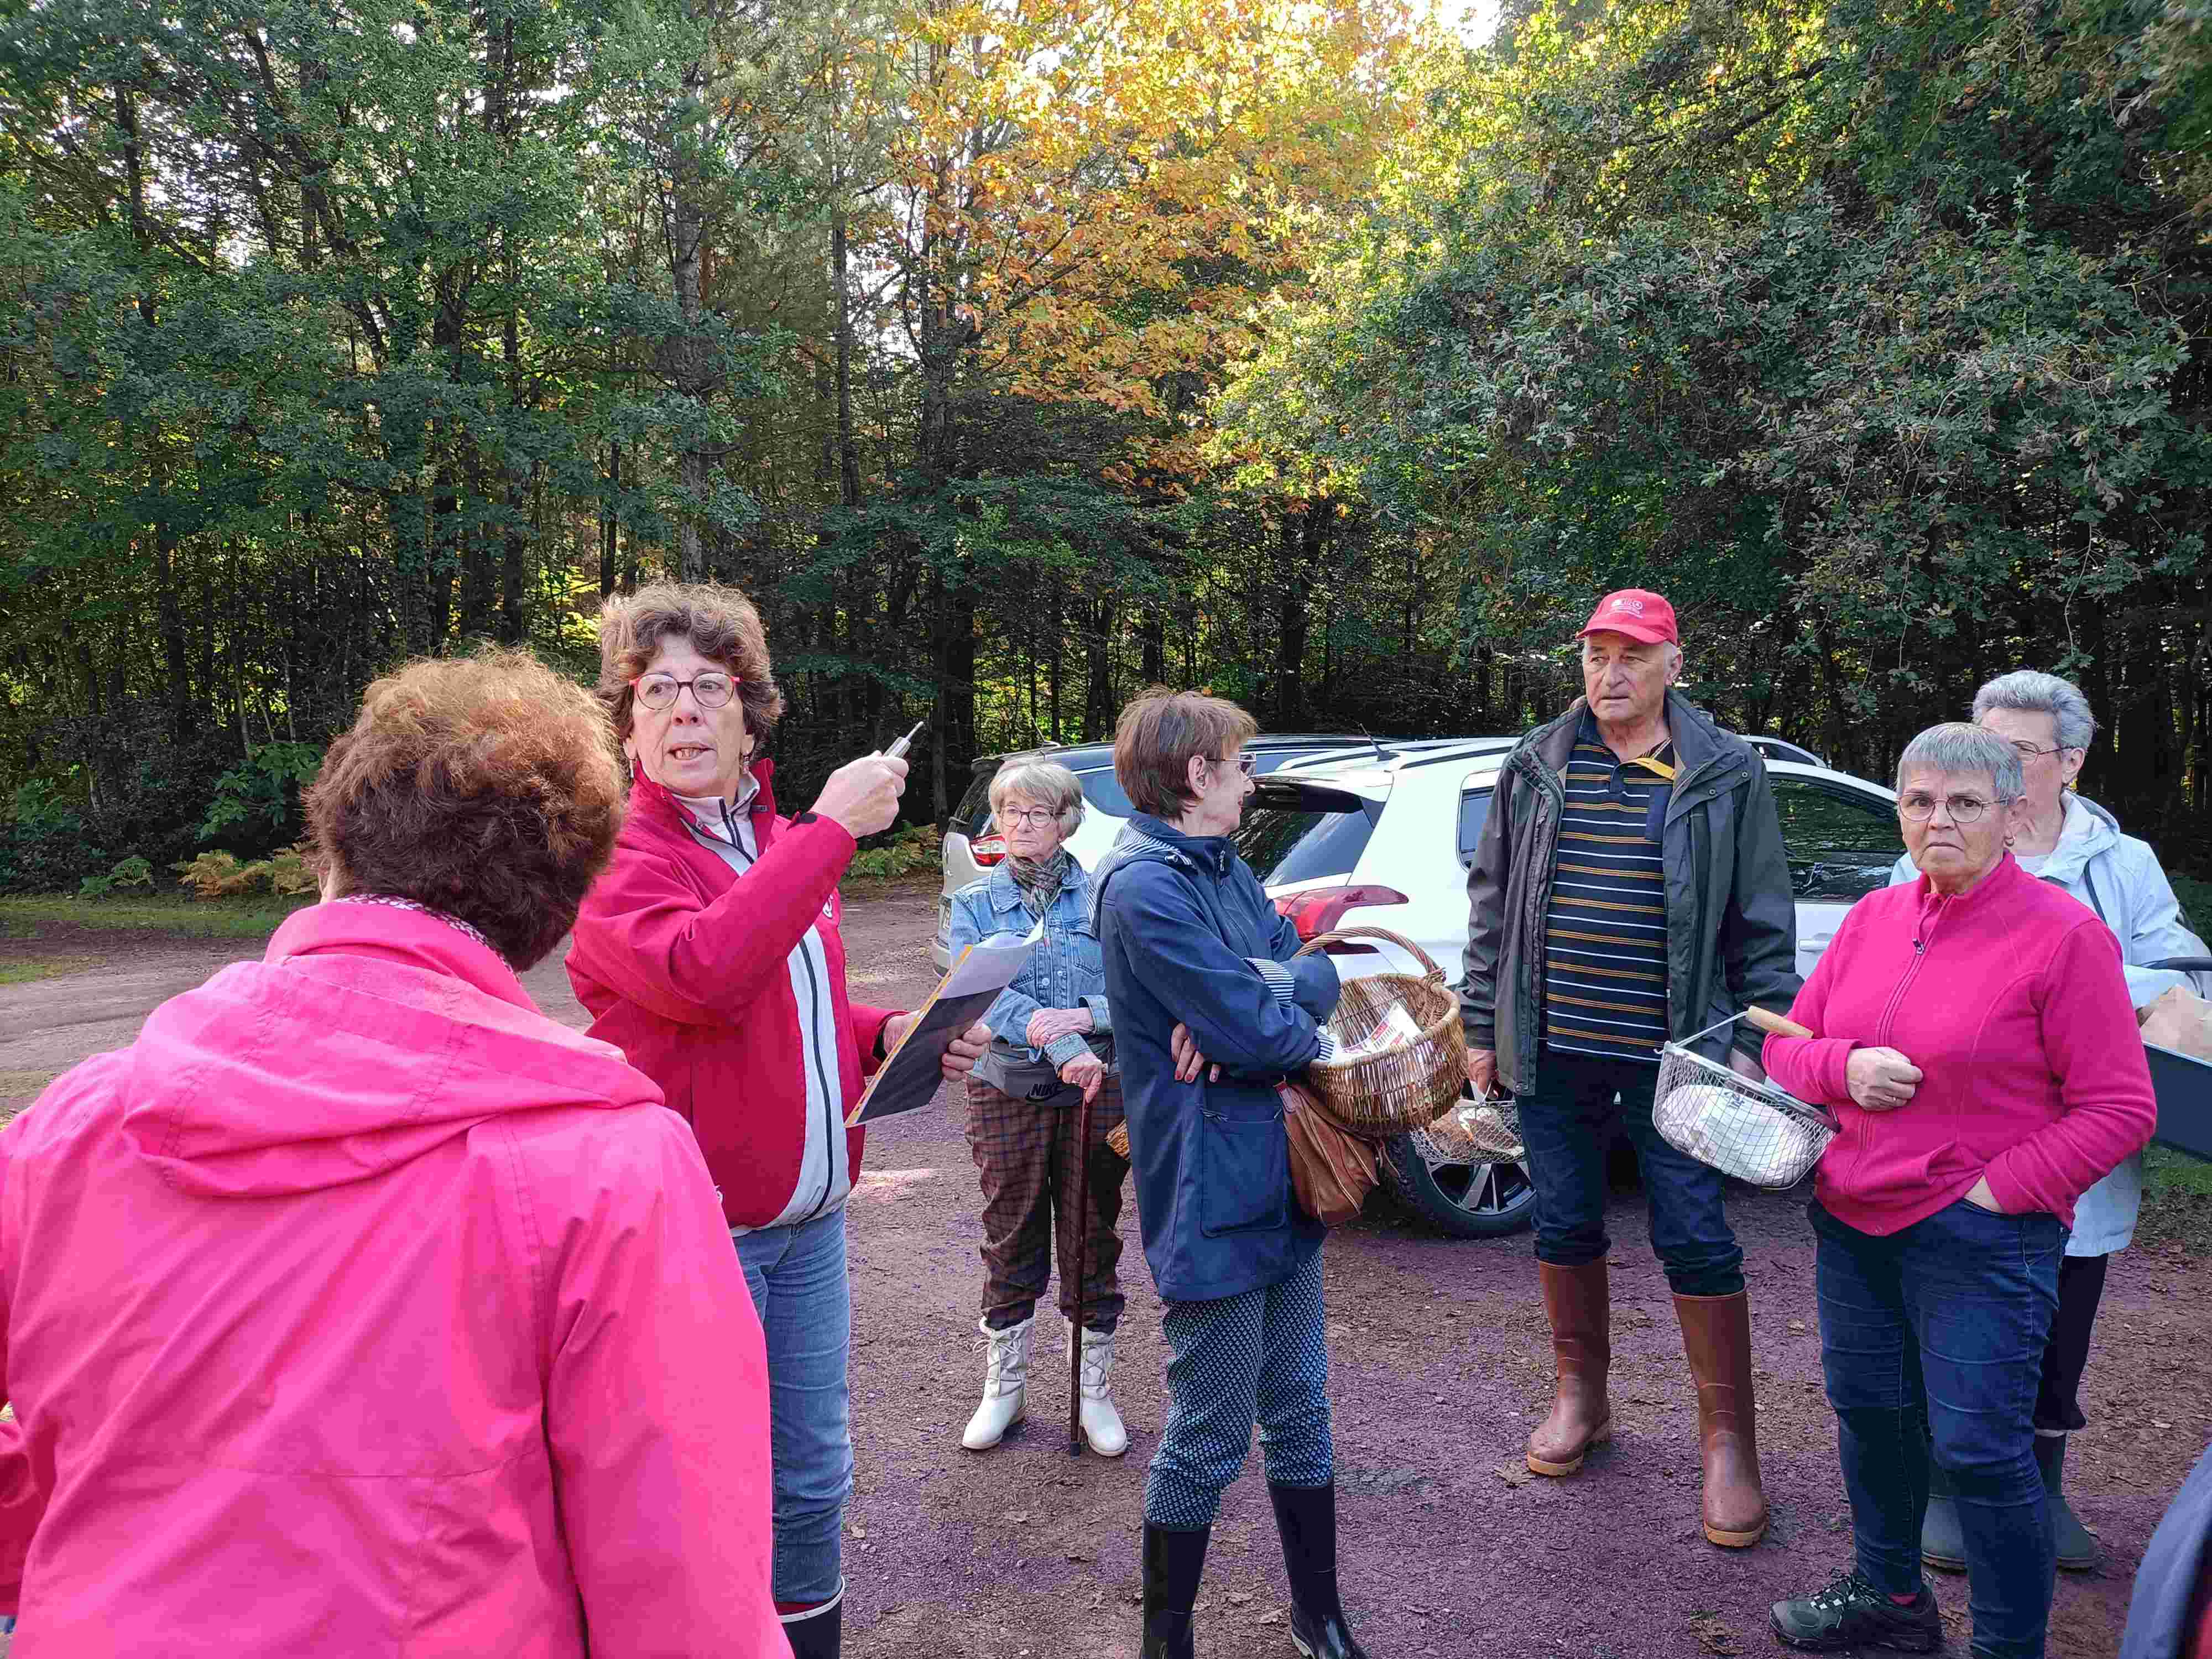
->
[[1293, 925, 1446, 982], [1743, 1005, 1815, 1041]]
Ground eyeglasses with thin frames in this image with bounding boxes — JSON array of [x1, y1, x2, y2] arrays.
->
[[1896, 791, 1999, 823], [633, 671, 738, 711], [2007, 740, 2068, 759], [1208, 753, 1258, 779], [1000, 807, 1060, 829]]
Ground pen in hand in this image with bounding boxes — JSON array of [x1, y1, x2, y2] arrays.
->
[[885, 719, 926, 761]]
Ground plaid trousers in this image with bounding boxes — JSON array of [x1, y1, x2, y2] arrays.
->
[[964, 1073, 1128, 1332]]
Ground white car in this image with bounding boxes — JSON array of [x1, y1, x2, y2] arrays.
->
[[1238, 738, 1902, 1237], [930, 734, 1378, 969]]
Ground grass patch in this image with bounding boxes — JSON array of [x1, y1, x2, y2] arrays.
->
[[0, 957, 95, 986], [0, 892, 316, 940]]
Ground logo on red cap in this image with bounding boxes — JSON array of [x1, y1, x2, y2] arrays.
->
[[1577, 588, 1677, 644]]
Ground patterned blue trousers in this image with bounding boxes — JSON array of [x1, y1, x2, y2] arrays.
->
[[1144, 1249, 1334, 1527]]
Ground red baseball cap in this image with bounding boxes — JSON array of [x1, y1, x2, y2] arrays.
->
[[1576, 588, 1678, 645]]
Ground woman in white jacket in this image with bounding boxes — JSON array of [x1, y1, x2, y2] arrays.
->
[[1891, 669, 2209, 1575]]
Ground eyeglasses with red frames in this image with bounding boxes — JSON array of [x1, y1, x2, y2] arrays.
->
[[632, 671, 738, 711]]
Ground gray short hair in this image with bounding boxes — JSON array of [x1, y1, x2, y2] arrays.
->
[[1895, 723, 2026, 802], [1972, 670, 2096, 753], [989, 759, 1085, 837]]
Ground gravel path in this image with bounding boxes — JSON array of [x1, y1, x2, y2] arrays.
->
[[1, 886, 2202, 1657]]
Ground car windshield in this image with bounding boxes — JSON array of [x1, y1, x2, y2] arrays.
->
[[1233, 791, 1380, 885]]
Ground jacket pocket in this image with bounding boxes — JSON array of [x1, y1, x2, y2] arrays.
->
[[1197, 1102, 1290, 1237]]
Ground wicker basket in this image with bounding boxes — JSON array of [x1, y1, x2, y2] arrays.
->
[[1651, 1013, 1839, 1189], [1292, 926, 1468, 1135]]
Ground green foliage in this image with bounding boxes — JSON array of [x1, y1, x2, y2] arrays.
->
[[199, 745, 325, 847], [267, 842, 320, 898], [171, 852, 274, 900], [847, 822, 942, 880]]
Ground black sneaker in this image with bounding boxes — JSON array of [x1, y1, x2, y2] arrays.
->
[[1771, 1570, 1943, 1652]]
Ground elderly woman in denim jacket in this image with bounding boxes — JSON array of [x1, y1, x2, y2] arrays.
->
[[1890, 671, 2211, 1577], [946, 759, 1129, 1459]]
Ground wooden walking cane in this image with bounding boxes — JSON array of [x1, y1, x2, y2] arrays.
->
[[1068, 1082, 1094, 1457]]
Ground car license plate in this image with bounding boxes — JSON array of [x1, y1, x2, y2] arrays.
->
[[936, 896, 951, 946]]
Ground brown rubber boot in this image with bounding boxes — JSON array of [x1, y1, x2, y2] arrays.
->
[[1527, 1260, 1613, 1477], [1674, 1290, 1769, 1547]]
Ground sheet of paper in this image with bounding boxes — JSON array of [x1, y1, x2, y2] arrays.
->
[[847, 930, 1040, 1125]]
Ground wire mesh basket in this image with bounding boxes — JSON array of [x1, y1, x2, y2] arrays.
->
[[1415, 1093, 1525, 1163], [1651, 1013, 1839, 1190]]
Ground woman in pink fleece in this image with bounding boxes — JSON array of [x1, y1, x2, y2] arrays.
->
[[0, 651, 785, 1659], [1762, 723, 2155, 1659]]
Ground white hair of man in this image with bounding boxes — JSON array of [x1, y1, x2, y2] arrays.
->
[[1895, 722, 2027, 802], [1971, 670, 2096, 754], [988, 759, 1086, 837]]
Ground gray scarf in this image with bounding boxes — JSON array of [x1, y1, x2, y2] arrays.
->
[[1007, 849, 1072, 917]]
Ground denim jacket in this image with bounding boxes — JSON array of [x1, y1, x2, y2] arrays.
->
[[946, 860, 1113, 1089]]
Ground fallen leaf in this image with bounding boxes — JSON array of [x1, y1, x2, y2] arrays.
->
[[1227, 1592, 1252, 1606], [1495, 1462, 1533, 1489], [1006, 1511, 1030, 1523], [1788, 1319, 1807, 1334], [1687, 1611, 1741, 1656], [1256, 1610, 1285, 1626]]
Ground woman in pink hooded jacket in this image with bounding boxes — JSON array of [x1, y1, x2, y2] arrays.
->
[[0, 651, 785, 1658]]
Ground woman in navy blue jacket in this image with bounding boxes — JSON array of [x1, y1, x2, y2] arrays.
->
[[1093, 690, 1366, 1659]]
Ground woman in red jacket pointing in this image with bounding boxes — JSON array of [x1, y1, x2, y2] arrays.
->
[[1761, 723, 2156, 1659], [567, 583, 987, 1659]]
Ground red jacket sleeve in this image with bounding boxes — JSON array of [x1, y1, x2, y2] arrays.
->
[[1761, 904, 1860, 1106], [1983, 920, 2159, 1217], [572, 815, 857, 1027], [533, 1108, 784, 1658]]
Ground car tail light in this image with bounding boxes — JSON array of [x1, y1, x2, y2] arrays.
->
[[971, 834, 1007, 868], [1272, 884, 1410, 943]]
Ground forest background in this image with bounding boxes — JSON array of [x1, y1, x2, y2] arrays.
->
[[2, 0, 2209, 892]]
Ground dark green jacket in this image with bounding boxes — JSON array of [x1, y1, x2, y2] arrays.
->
[[1459, 691, 1801, 1097]]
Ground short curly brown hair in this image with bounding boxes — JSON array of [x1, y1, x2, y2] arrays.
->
[[596, 581, 786, 750], [306, 649, 624, 971], [1113, 688, 1259, 820]]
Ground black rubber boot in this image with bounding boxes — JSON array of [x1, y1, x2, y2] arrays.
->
[[1141, 1522, 1211, 1659], [1267, 1481, 1368, 1659], [781, 1588, 842, 1659], [2035, 1433, 2099, 1572], [1920, 1460, 1966, 1574]]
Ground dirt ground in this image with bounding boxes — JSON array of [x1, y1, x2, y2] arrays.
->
[[2, 886, 2206, 1658]]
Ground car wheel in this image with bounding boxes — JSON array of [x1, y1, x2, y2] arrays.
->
[[1383, 1127, 1537, 1238]]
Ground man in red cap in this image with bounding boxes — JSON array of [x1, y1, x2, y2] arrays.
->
[[1459, 587, 1801, 1551]]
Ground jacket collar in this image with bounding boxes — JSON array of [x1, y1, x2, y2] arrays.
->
[[2033, 793, 2120, 885], [266, 899, 535, 1011], [1911, 848, 2030, 920], [1522, 693, 1740, 781], [630, 757, 780, 844], [1124, 813, 1239, 879]]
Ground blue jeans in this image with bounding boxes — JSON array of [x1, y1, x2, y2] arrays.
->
[[1811, 1198, 2063, 1659], [1144, 1249, 1332, 1528], [1520, 1048, 1744, 1296], [734, 1207, 854, 1606]]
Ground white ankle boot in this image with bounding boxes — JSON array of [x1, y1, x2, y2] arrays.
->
[[962, 1316, 1032, 1450], [1071, 1325, 1128, 1457]]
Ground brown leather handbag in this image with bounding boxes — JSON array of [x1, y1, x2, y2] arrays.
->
[[1280, 1079, 1380, 1227]]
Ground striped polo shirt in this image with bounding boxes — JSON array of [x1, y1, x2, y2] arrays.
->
[[1542, 712, 1674, 1063]]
